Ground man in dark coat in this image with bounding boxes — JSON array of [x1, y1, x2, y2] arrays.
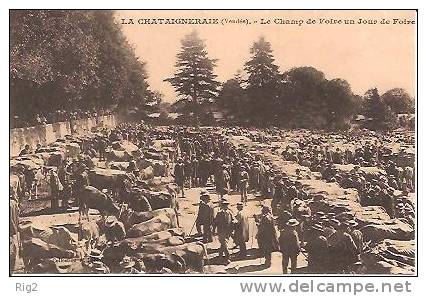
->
[[256, 205, 279, 267], [347, 220, 363, 256], [49, 169, 63, 210], [58, 160, 71, 209], [198, 155, 209, 187], [173, 158, 185, 198], [97, 137, 108, 161], [328, 220, 358, 273], [239, 166, 249, 204], [217, 164, 230, 198], [196, 190, 214, 243], [183, 157, 193, 188], [272, 179, 285, 215], [279, 218, 301, 274], [305, 223, 329, 273], [233, 202, 250, 257], [214, 199, 234, 264]]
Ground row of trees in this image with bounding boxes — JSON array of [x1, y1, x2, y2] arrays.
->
[[166, 32, 415, 130], [11, 10, 155, 122], [11, 13, 414, 131]]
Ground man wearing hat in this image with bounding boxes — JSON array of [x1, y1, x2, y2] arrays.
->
[[305, 223, 328, 273], [239, 166, 249, 204], [49, 168, 63, 210], [213, 198, 234, 264], [233, 202, 249, 258], [196, 190, 214, 243], [328, 220, 358, 273], [119, 256, 139, 274], [173, 158, 185, 198], [279, 219, 301, 274], [91, 260, 110, 274], [272, 179, 285, 215], [105, 216, 126, 243], [72, 162, 89, 198], [88, 248, 104, 262], [322, 216, 337, 238], [256, 205, 279, 267], [216, 164, 230, 199], [126, 160, 140, 179], [347, 220, 363, 255]]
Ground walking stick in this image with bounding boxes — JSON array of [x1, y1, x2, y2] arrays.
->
[[189, 218, 197, 236]]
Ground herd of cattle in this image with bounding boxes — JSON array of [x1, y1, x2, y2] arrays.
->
[[9, 123, 416, 274], [229, 128, 415, 274]]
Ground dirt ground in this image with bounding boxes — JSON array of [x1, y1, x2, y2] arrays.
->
[[178, 185, 308, 274]]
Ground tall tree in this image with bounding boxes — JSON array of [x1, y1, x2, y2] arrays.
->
[[216, 77, 248, 122], [323, 78, 357, 129], [363, 88, 397, 130], [381, 88, 415, 114], [279, 67, 328, 128], [244, 36, 280, 125], [10, 10, 153, 124], [165, 31, 219, 125]]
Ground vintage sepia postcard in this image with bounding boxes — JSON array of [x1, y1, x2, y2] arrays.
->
[[10, 9, 416, 278]]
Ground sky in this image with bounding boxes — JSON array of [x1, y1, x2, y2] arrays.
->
[[115, 10, 416, 102]]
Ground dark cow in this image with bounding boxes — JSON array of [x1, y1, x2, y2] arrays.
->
[[78, 186, 120, 221], [140, 253, 187, 273], [125, 188, 152, 213], [143, 190, 177, 210], [136, 242, 206, 273], [31, 259, 89, 274], [21, 238, 76, 271]]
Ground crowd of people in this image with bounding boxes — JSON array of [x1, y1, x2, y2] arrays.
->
[[10, 123, 415, 274], [172, 129, 376, 273]]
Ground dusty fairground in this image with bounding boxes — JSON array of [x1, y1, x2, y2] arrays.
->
[[11, 128, 415, 275], [16, 180, 307, 275], [179, 186, 308, 274]]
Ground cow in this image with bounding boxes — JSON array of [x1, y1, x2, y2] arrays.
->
[[78, 186, 120, 221], [124, 188, 152, 213], [31, 258, 89, 274], [106, 150, 132, 162], [78, 219, 101, 251], [19, 223, 79, 251], [127, 210, 178, 238], [21, 238, 76, 271], [118, 207, 176, 229], [361, 220, 414, 242], [136, 242, 206, 273], [359, 240, 415, 275], [123, 228, 184, 245], [87, 168, 128, 193], [140, 253, 187, 273], [143, 190, 177, 211], [138, 159, 167, 177]]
